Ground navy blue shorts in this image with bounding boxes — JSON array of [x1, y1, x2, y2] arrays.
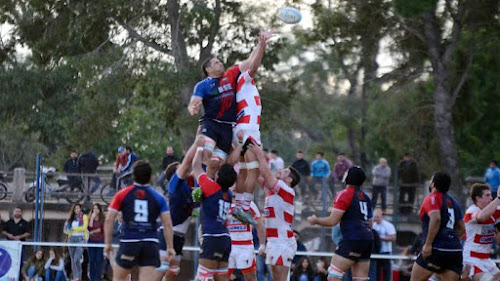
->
[[200, 235, 232, 262], [200, 119, 233, 154], [158, 231, 185, 256], [335, 240, 373, 262], [115, 241, 159, 268], [416, 249, 462, 275]]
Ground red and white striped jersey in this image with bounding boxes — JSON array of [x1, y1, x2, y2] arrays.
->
[[264, 180, 295, 242], [463, 204, 500, 259], [236, 71, 261, 130], [227, 201, 261, 244]]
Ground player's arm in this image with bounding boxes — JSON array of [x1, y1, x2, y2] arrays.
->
[[177, 135, 202, 179], [307, 209, 344, 227], [477, 190, 500, 222], [104, 210, 118, 257], [256, 217, 266, 256], [188, 96, 203, 116], [456, 219, 465, 240], [192, 144, 205, 181], [422, 210, 441, 258], [161, 211, 176, 259], [247, 141, 277, 188]]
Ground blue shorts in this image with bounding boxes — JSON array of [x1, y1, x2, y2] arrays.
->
[[200, 119, 233, 154], [115, 241, 159, 269], [200, 235, 232, 262], [416, 249, 462, 275], [335, 240, 373, 262], [158, 231, 185, 256]]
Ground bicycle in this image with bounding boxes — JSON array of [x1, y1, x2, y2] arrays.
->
[[0, 172, 8, 200], [25, 172, 85, 204], [100, 172, 132, 204]]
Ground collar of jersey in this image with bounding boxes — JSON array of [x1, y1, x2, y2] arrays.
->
[[134, 182, 151, 187]]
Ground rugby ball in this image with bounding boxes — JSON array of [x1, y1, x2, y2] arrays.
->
[[277, 7, 302, 24]]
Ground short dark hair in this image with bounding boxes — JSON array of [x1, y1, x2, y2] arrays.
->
[[404, 152, 411, 157], [289, 167, 301, 188], [470, 183, 491, 204], [495, 222, 500, 232], [126, 146, 133, 152], [14, 206, 22, 211], [271, 150, 278, 155], [432, 172, 451, 193], [133, 160, 152, 184], [217, 164, 237, 190], [165, 162, 180, 182], [297, 150, 303, 154], [491, 160, 498, 166], [201, 56, 214, 77], [336, 152, 344, 156], [316, 152, 324, 157], [263, 148, 269, 153]]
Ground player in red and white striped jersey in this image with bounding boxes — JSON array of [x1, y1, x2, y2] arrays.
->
[[463, 183, 500, 281], [227, 200, 266, 281], [247, 141, 301, 281], [232, 30, 273, 225]]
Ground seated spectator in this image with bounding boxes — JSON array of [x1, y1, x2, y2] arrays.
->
[[313, 257, 328, 281], [291, 257, 315, 281], [44, 248, 65, 281], [22, 249, 45, 281]]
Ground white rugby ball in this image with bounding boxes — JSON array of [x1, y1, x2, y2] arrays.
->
[[277, 7, 302, 24]]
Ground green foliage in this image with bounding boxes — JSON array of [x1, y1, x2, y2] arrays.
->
[[393, 0, 437, 18]]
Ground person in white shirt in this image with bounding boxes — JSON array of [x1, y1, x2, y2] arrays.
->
[[269, 150, 285, 176], [373, 210, 396, 281]]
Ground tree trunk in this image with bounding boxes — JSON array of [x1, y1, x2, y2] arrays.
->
[[346, 79, 361, 165]]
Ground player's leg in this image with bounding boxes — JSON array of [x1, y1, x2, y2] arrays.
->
[[409, 262, 435, 281], [269, 265, 290, 281], [327, 254, 355, 281], [435, 270, 459, 281], [351, 261, 370, 280], [195, 259, 217, 281], [138, 266, 159, 281], [112, 264, 132, 281], [214, 262, 230, 281], [165, 258, 181, 281]]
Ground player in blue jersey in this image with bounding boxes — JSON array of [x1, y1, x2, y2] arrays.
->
[[411, 172, 465, 281], [307, 166, 373, 281], [154, 138, 200, 281], [192, 143, 237, 281], [187, 31, 273, 176], [104, 161, 176, 281]]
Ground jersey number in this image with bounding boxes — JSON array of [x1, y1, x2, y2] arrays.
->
[[446, 208, 455, 229], [218, 200, 231, 220], [359, 202, 368, 221], [134, 200, 149, 222]]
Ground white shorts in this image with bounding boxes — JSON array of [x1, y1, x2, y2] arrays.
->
[[233, 125, 261, 146], [228, 244, 256, 270], [265, 239, 297, 267], [464, 256, 500, 277]]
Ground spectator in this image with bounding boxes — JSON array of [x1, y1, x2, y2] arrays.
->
[[332, 152, 353, 183], [370, 228, 382, 281], [116, 146, 139, 188], [373, 210, 396, 281], [292, 230, 307, 270], [313, 257, 328, 281], [111, 147, 127, 190], [64, 151, 82, 188], [372, 158, 391, 213], [44, 248, 65, 281], [485, 160, 500, 199], [291, 257, 315, 281], [161, 146, 179, 170], [268, 150, 284, 176], [77, 150, 101, 198], [1, 206, 30, 241], [397, 153, 419, 214], [87, 203, 105, 281], [292, 150, 311, 200], [64, 204, 88, 281], [310, 152, 331, 200], [22, 249, 45, 281]]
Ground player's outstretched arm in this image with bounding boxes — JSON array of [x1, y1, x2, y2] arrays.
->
[[192, 144, 205, 181], [177, 135, 203, 179], [247, 141, 277, 188], [477, 189, 500, 222], [104, 210, 118, 258], [239, 30, 273, 76], [161, 212, 176, 261], [188, 96, 203, 116], [307, 209, 343, 227]]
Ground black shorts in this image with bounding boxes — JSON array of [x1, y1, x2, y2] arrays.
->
[[200, 235, 232, 262], [335, 240, 373, 262], [200, 119, 233, 154], [158, 231, 185, 256], [415, 249, 462, 275], [115, 241, 159, 269]]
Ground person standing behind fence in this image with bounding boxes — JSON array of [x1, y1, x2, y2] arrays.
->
[[157, 146, 179, 190], [292, 150, 311, 201], [45, 248, 65, 281], [64, 151, 82, 188], [64, 203, 88, 281], [373, 210, 396, 281], [484, 160, 500, 200], [372, 158, 391, 214], [77, 151, 101, 199], [310, 152, 331, 200], [397, 153, 419, 214], [87, 203, 105, 281]]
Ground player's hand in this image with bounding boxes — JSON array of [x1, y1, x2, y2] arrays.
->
[[258, 244, 266, 256], [167, 248, 176, 262], [236, 130, 244, 144], [192, 187, 203, 202], [104, 243, 114, 260], [307, 215, 317, 225], [422, 243, 432, 259], [260, 30, 274, 41], [461, 264, 471, 280], [247, 141, 262, 156], [188, 99, 202, 115]]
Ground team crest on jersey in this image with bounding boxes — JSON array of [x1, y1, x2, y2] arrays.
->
[[135, 190, 146, 199], [358, 193, 365, 200]]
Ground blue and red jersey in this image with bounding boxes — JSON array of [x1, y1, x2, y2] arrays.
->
[[419, 191, 463, 251], [197, 174, 232, 236], [192, 65, 240, 123], [109, 184, 169, 242], [333, 186, 373, 241], [167, 172, 194, 228]]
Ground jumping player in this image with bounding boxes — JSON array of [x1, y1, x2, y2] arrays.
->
[[104, 161, 176, 281], [154, 138, 201, 281], [410, 172, 465, 281], [307, 166, 373, 281], [227, 197, 266, 281], [247, 141, 300, 281], [187, 30, 273, 178], [192, 144, 237, 281], [462, 183, 500, 281]]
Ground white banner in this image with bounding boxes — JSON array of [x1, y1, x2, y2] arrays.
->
[[0, 241, 21, 281]]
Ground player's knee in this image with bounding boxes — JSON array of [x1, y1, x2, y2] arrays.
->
[[167, 265, 180, 276], [195, 265, 215, 281], [328, 264, 345, 279], [352, 277, 370, 280]]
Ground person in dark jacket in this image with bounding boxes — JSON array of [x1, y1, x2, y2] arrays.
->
[[157, 146, 179, 190], [397, 152, 419, 214], [77, 150, 101, 197], [64, 150, 82, 188], [292, 150, 311, 200]]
